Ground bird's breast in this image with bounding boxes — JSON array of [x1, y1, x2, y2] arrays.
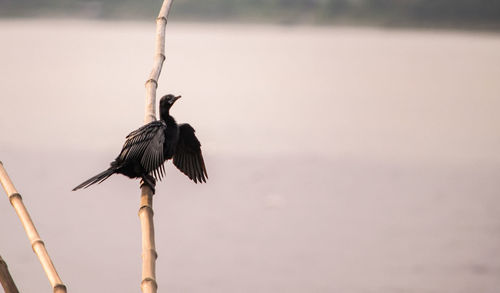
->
[[163, 125, 179, 159]]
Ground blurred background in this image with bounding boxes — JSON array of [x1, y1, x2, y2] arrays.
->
[[1, 1, 500, 293], [1, 0, 500, 29]]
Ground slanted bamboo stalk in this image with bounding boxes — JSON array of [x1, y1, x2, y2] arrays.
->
[[0, 162, 67, 293], [0, 255, 19, 293], [140, 1, 174, 292]]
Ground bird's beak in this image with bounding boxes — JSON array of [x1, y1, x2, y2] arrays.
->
[[174, 95, 182, 101]]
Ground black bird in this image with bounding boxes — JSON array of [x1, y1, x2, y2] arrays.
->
[[73, 94, 207, 191]]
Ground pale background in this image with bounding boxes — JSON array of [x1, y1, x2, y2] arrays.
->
[[0, 19, 500, 292]]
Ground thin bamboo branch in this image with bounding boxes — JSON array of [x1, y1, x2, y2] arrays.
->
[[0, 255, 19, 293], [140, 1, 174, 293], [144, 0, 174, 124], [0, 162, 67, 293]]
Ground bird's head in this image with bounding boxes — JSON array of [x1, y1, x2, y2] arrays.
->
[[160, 94, 181, 109], [159, 94, 181, 120]]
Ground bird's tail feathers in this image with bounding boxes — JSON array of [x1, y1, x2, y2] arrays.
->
[[72, 168, 115, 191]]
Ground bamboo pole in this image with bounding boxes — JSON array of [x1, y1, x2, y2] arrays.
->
[[140, 1, 174, 292], [0, 162, 67, 293], [144, 0, 174, 124], [0, 255, 19, 293]]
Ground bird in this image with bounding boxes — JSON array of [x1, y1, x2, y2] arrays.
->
[[73, 94, 207, 191]]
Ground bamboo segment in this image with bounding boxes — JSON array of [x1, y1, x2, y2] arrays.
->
[[0, 255, 19, 293], [0, 162, 67, 293], [139, 187, 157, 292], [140, 1, 174, 292], [144, 0, 174, 124]]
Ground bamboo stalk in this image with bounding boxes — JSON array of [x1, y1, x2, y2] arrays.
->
[[0, 255, 19, 293], [0, 162, 67, 293], [140, 1, 174, 292], [144, 0, 174, 124]]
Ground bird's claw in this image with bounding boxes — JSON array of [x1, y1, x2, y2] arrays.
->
[[140, 175, 156, 194]]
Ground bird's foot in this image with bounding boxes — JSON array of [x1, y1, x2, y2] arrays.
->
[[140, 175, 156, 194]]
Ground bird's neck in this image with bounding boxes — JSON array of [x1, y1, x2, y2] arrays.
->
[[160, 111, 176, 126]]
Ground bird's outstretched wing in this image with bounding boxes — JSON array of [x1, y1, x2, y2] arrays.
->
[[173, 123, 208, 183], [118, 120, 167, 180]]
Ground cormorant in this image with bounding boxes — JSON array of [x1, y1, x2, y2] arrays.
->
[[73, 94, 207, 191]]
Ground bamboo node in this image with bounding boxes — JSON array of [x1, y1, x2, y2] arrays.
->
[[142, 248, 158, 260], [145, 79, 158, 87], [53, 283, 67, 292], [138, 205, 154, 216], [8, 192, 22, 205], [31, 239, 45, 251], [141, 278, 158, 290], [156, 16, 167, 23]]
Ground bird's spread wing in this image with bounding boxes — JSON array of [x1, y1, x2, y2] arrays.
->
[[118, 120, 167, 180], [173, 123, 208, 183]]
